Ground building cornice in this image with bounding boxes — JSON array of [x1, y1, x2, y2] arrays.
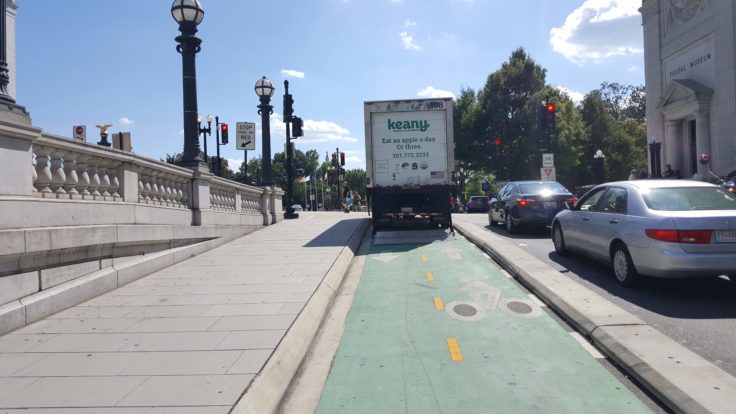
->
[[640, 0, 660, 22]]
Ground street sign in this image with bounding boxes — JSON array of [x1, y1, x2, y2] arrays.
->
[[542, 153, 554, 168], [73, 125, 86, 142], [541, 167, 556, 182], [482, 181, 490, 192], [236, 122, 256, 150]]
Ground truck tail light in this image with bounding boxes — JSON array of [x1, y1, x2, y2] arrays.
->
[[450, 196, 454, 206], [645, 229, 712, 244]]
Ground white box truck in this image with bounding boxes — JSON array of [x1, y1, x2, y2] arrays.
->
[[364, 98, 456, 231]]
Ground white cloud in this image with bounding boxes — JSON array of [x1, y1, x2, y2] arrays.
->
[[417, 86, 455, 99], [119, 117, 134, 125], [399, 31, 421, 51], [391, 0, 403, 3], [281, 69, 305, 79], [226, 158, 244, 169], [298, 119, 359, 144], [403, 19, 416, 28], [555, 86, 584, 104], [550, 0, 642, 65]]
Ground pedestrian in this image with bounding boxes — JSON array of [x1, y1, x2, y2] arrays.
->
[[628, 169, 638, 181], [342, 185, 352, 213], [353, 192, 362, 212], [663, 164, 675, 178]]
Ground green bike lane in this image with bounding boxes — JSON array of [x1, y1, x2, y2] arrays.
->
[[316, 235, 653, 414]]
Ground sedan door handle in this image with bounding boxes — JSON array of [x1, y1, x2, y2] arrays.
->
[[609, 219, 619, 224]]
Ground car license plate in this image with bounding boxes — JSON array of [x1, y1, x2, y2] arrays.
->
[[544, 201, 556, 209], [715, 230, 736, 243]]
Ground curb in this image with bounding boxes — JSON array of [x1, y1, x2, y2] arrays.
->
[[231, 218, 371, 414], [0, 226, 259, 336], [453, 221, 736, 414]]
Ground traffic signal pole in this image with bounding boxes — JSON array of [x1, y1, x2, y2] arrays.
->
[[283, 80, 297, 218]]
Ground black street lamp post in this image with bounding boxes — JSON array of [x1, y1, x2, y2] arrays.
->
[[254, 76, 275, 186], [198, 114, 212, 165], [0, 0, 14, 104], [171, 0, 206, 169]]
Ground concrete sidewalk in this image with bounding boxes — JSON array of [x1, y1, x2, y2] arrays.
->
[[0, 212, 369, 413]]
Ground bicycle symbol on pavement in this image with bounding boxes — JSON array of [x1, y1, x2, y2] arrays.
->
[[444, 281, 543, 322]]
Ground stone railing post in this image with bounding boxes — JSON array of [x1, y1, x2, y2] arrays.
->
[[271, 187, 284, 223], [190, 170, 212, 226], [261, 187, 273, 226], [0, 119, 41, 197], [118, 162, 138, 202]]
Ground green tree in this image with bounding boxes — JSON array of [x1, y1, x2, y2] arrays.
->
[[476, 48, 547, 180], [345, 168, 366, 197]]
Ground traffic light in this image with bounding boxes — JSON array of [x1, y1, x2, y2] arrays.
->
[[340, 152, 345, 166], [545, 103, 556, 134], [283, 93, 294, 122], [331, 152, 337, 165], [291, 116, 303, 138], [340, 168, 345, 175], [220, 123, 228, 144], [494, 138, 501, 147]]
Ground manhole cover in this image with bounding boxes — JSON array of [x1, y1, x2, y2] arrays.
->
[[506, 301, 532, 314], [453, 303, 477, 317]]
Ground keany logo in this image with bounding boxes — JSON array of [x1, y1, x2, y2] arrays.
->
[[387, 119, 430, 132]]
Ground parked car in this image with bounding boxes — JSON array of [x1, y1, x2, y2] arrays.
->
[[489, 181, 576, 233], [291, 204, 304, 213], [551, 180, 736, 286], [466, 196, 490, 213]]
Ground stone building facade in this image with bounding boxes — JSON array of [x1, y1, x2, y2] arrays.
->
[[640, 0, 736, 179]]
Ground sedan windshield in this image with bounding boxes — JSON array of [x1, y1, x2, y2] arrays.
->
[[518, 182, 570, 195], [643, 187, 736, 211]]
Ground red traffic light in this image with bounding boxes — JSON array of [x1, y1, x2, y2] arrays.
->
[[494, 139, 501, 146], [221, 123, 228, 132], [340, 152, 346, 166], [547, 103, 556, 112]]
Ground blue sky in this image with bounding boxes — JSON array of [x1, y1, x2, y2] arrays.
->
[[15, 0, 644, 172]]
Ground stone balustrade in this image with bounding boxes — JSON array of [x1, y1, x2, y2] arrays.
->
[[0, 120, 284, 229]]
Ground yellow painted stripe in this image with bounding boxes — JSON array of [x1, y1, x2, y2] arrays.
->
[[447, 338, 463, 362], [433, 296, 444, 310], [425, 272, 434, 281], [420, 255, 428, 262]]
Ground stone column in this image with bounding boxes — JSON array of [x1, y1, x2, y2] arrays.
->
[[665, 119, 681, 173], [695, 111, 712, 179]]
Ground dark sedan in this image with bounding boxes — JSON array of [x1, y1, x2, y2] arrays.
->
[[489, 181, 576, 233], [466, 196, 490, 213]]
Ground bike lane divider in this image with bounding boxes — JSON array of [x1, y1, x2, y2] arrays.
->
[[317, 237, 652, 414]]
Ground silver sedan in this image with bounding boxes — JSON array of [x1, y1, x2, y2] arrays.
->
[[551, 180, 736, 286]]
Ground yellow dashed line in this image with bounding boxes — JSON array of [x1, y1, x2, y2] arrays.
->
[[433, 296, 444, 310], [447, 338, 463, 362], [425, 272, 434, 281], [420, 256, 428, 262]]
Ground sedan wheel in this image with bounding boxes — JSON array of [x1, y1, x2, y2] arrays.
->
[[612, 244, 639, 286], [505, 211, 516, 234], [552, 224, 568, 256]]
